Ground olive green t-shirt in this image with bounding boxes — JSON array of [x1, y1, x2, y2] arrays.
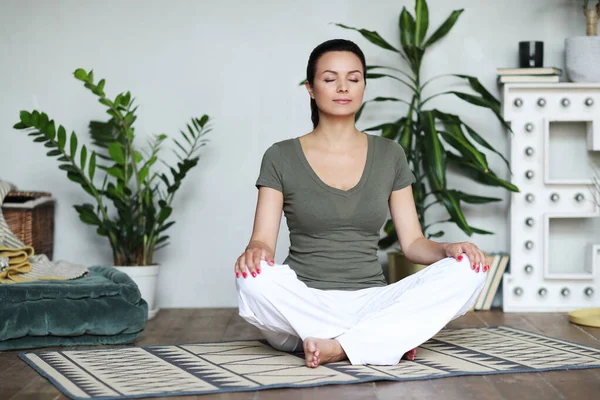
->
[[255, 134, 416, 291]]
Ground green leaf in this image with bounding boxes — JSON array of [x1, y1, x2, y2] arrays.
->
[[335, 23, 399, 53], [139, 165, 149, 183], [158, 206, 172, 224], [106, 166, 125, 180], [66, 171, 85, 185], [365, 72, 416, 92], [34, 136, 47, 143], [99, 98, 114, 107], [423, 9, 463, 48], [133, 151, 143, 164], [199, 114, 209, 127], [19, 110, 32, 126], [447, 189, 501, 204], [427, 230, 445, 239], [438, 190, 473, 236], [469, 226, 494, 235], [89, 152, 97, 181], [399, 7, 416, 47], [355, 102, 366, 122], [70, 132, 78, 158], [57, 125, 66, 150], [420, 111, 446, 189], [13, 122, 27, 129], [46, 149, 62, 157], [59, 164, 79, 173], [462, 123, 511, 171], [414, 0, 429, 46], [80, 145, 87, 170], [446, 152, 520, 192], [108, 143, 125, 165], [44, 121, 56, 140], [74, 68, 87, 81], [402, 45, 425, 73]]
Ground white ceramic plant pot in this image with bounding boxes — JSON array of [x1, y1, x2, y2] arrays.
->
[[565, 36, 600, 82], [114, 265, 160, 320]]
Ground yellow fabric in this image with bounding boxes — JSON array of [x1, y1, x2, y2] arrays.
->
[[0, 246, 35, 283]]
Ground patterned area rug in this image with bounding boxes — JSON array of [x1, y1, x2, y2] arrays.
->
[[19, 326, 600, 400]]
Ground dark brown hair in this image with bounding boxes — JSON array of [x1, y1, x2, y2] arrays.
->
[[306, 39, 367, 128]]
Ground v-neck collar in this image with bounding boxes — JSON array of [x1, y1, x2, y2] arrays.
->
[[294, 133, 373, 196]]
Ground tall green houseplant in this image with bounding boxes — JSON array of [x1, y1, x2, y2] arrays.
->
[[337, 0, 519, 249], [14, 68, 211, 266]]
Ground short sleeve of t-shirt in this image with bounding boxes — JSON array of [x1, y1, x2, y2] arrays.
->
[[255, 144, 283, 192], [392, 142, 416, 191]]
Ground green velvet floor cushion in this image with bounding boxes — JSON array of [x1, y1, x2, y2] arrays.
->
[[0, 266, 148, 351]]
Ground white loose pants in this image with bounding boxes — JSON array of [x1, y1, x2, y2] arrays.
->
[[236, 255, 486, 366]]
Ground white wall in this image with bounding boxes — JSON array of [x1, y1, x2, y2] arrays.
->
[[0, 0, 586, 307]]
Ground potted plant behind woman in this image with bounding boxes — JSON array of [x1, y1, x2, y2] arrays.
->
[[565, 0, 600, 82], [14, 68, 212, 319], [336, 0, 519, 281]]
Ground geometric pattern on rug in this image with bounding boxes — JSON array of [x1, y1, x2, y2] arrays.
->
[[19, 326, 600, 400]]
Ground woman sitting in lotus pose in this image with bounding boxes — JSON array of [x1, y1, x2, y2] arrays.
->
[[235, 39, 488, 368]]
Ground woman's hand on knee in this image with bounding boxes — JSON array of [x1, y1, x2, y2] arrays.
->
[[235, 247, 275, 279], [444, 242, 488, 273]]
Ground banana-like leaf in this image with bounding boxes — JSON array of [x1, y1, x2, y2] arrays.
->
[[355, 102, 366, 122], [414, 0, 429, 47], [402, 45, 424, 73], [368, 96, 412, 107], [437, 121, 488, 170], [423, 9, 463, 48], [399, 7, 416, 47], [399, 99, 416, 153], [335, 23, 399, 53], [433, 110, 511, 172], [446, 152, 519, 192], [428, 230, 445, 238], [446, 189, 501, 204], [444, 90, 511, 132], [366, 72, 416, 92], [366, 65, 417, 84], [469, 226, 494, 235], [437, 190, 473, 236], [420, 111, 446, 189]]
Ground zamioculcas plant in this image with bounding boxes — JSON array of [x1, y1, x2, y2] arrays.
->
[[14, 68, 211, 266], [336, 0, 519, 249]]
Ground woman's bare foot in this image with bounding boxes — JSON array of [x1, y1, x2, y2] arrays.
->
[[303, 337, 347, 368], [402, 348, 417, 361]]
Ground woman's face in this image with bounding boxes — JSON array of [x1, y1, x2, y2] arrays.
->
[[307, 51, 365, 120]]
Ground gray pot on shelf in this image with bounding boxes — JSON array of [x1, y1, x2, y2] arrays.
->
[[565, 36, 600, 82]]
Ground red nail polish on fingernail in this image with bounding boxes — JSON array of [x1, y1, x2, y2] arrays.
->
[[251, 272, 257, 277], [476, 267, 480, 272], [236, 272, 240, 278], [242, 272, 247, 278], [472, 264, 476, 270], [257, 268, 261, 274], [457, 255, 463, 261]]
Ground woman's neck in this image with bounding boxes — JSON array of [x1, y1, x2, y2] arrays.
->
[[310, 115, 363, 150]]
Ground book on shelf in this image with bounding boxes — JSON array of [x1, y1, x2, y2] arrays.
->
[[469, 252, 510, 311], [496, 67, 562, 76], [498, 75, 560, 83]]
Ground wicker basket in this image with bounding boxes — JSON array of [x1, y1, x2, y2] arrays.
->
[[2, 191, 55, 260]]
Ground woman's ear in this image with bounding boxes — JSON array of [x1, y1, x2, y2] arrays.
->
[[304, 81, 314, 99]]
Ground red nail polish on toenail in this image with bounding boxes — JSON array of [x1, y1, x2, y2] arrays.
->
[[457, 255, 463, 261], [242, 272, 247, 278]]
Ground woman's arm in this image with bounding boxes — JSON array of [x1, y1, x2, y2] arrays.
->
[[235, 186, 284, 277], [388, 186, 488, 270]]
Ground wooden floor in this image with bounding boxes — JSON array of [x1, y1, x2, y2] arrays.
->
[[1, 309, 600, 400]]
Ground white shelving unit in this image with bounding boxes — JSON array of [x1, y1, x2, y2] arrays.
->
[[502, 83, 600, 312]]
